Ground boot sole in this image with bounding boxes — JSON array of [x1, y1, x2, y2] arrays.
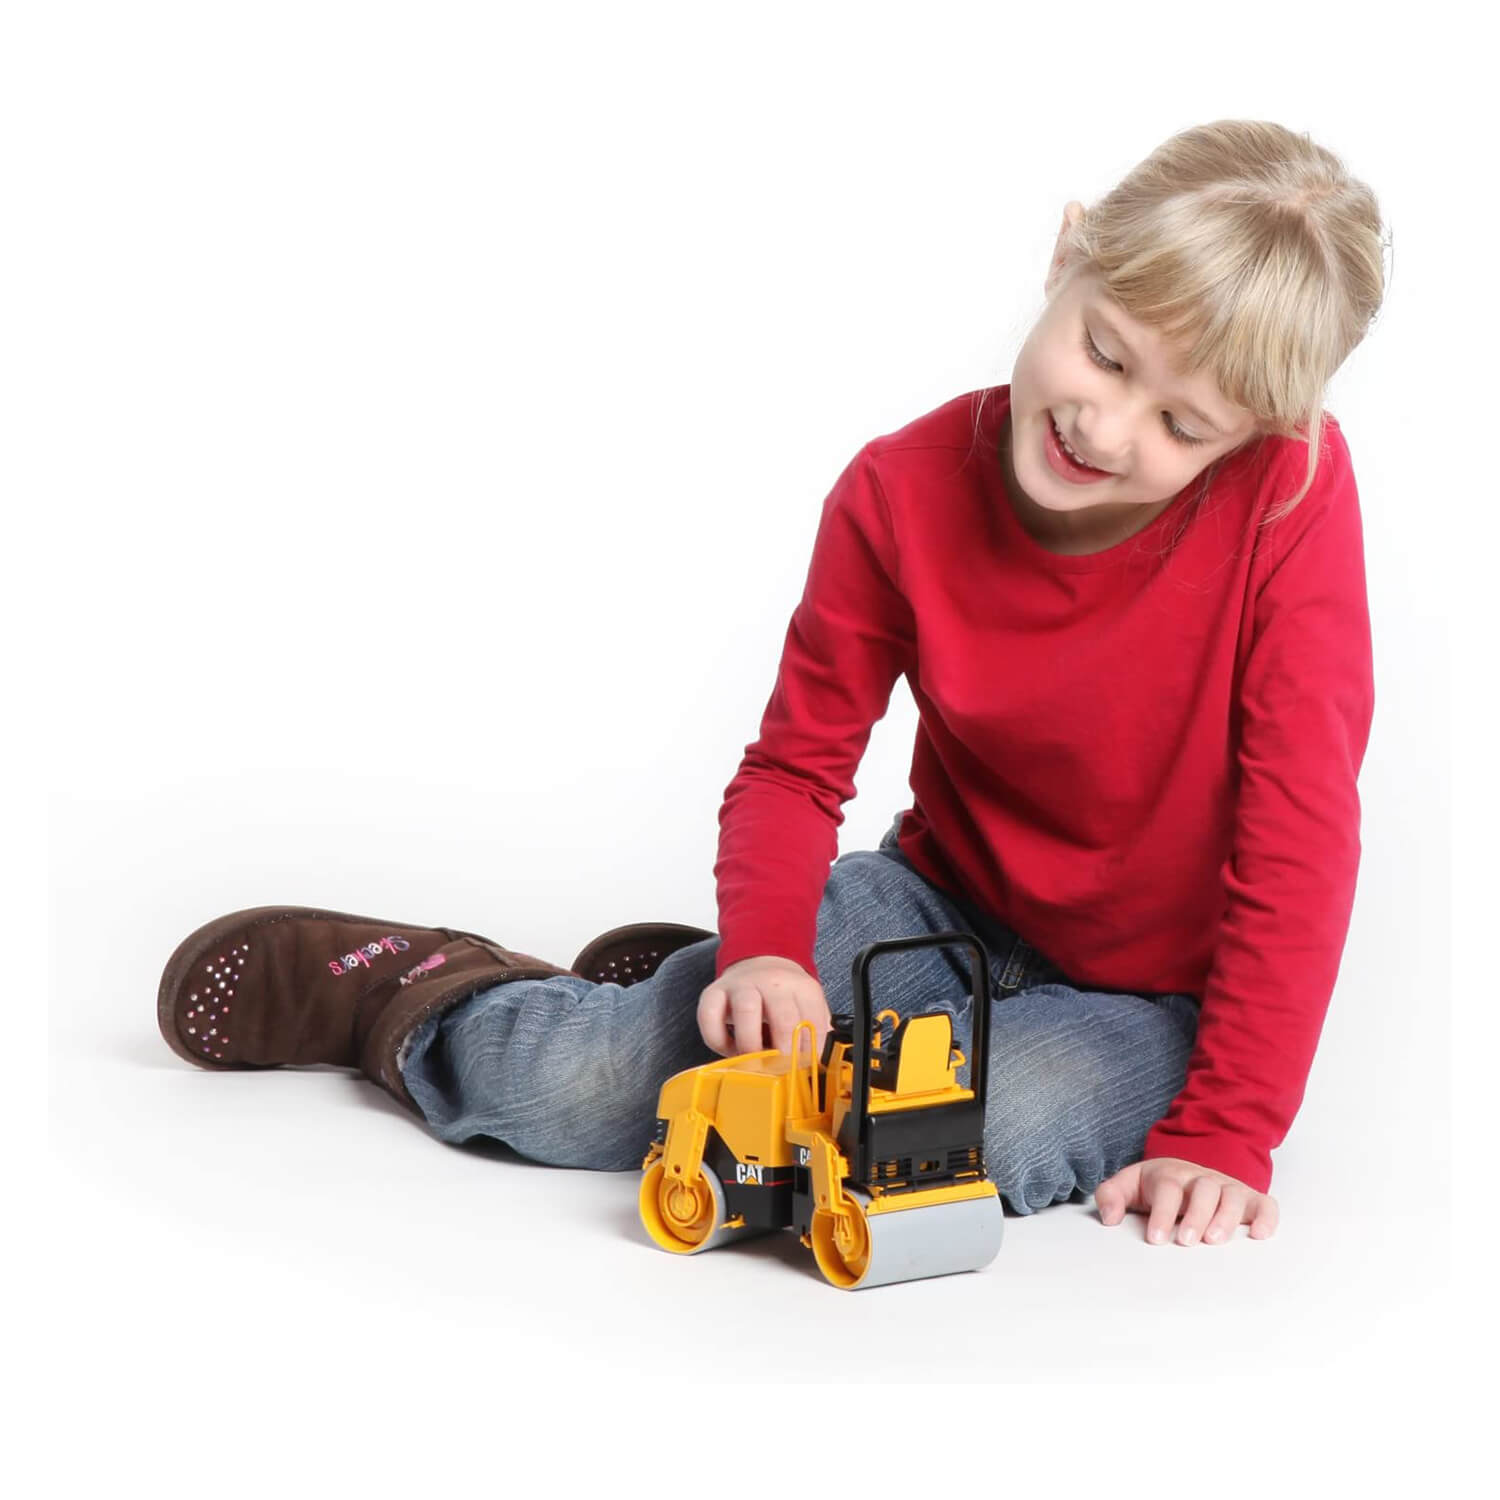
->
[[569, 922, 716, 987], [157, 904, 431, 1073]]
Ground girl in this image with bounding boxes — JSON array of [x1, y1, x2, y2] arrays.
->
[[156, 119, 1387, 1250]]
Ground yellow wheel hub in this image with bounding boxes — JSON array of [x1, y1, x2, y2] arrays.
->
[[811, 1200, 873, 1288], [832, 1206, 871, 1277], [663, 1177, 714, 1240], [639, 1161, 724, 1253]]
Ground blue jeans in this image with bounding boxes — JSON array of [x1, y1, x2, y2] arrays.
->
[[399, 814, 1202, 1214]]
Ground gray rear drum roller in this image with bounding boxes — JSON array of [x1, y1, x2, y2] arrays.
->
[[639, 1160, 774, 1255]]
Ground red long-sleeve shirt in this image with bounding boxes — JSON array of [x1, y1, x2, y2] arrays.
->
[[713, 384, 1375, 1193]]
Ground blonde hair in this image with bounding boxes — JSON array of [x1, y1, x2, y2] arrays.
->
[[1020, 119, 1390, 526]]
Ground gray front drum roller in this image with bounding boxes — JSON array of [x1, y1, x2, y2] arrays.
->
[[845, 1187, 1005, 1290]]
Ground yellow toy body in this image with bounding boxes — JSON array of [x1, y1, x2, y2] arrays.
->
[[639, 931, 1004, 1289]]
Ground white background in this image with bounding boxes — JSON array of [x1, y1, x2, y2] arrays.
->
[[22, 0, 1491, 1474]]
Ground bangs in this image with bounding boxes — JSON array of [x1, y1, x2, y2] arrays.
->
[[1073, 197, 1335, 445]]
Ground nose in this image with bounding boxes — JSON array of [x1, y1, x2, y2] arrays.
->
[[1075, 403, 1145, 470], [1074, 423, 1125, 472]]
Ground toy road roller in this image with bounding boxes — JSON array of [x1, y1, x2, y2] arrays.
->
[[639, 930, 1003, 1290]]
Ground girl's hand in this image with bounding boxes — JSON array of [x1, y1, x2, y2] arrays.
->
[[1093, 1157, 1279, 1245], [697, 955, 831, 1058]]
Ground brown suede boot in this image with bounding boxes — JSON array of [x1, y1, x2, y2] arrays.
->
[[157, 905, 578, 1115], [568, 921, 715, 988]]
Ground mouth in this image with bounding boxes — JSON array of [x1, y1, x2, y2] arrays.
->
[[1049, 411, 1112, 475]]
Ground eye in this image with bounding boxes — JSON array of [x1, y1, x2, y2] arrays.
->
[[1082, 329, 1209, 448]]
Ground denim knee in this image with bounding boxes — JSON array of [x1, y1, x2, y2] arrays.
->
[[977, 986, 1198, 1215], [813, 845, 977, 1016], [400, 952, 721, 1173]]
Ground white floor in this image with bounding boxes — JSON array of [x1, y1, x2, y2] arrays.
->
[[52, 1023, 1449, 1393]]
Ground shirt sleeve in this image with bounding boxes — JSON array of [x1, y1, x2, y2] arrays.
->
[[1143, 423, 1376, 1193], [713, 446, 916, 982]]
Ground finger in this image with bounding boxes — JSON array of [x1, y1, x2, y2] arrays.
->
[[805, 992, 833, 1052], [728, 988, 765, 1055], [790, 1018, 819, 1068], [1145, 1175, 1185, 1244], [696, 986, 731, 1056], [1202, 1190, 1246, 1244], [1247, 1194, 1280, 1239], [1094, 1164, 1139, 1225], [760, 986, 800, 1055], [1176, 1177, 1222, 1245]]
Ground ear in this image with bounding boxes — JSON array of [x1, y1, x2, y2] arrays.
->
[[1046, 201, 1086, 298]]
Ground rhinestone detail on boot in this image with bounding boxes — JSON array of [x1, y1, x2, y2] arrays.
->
[[183, 942, 248, 1060]]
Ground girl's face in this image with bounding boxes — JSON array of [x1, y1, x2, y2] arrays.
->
[[1005, 215, 1258, 542]]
